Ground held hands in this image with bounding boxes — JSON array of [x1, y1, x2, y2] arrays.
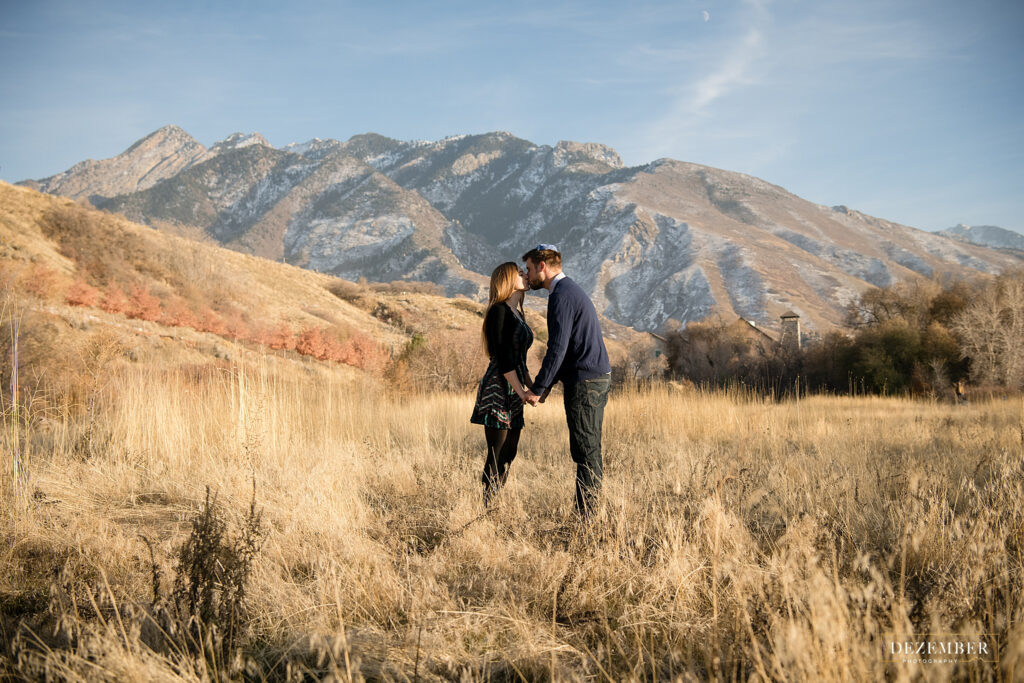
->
[[522, 387, 550, 407], [511, 373, 541, 407]]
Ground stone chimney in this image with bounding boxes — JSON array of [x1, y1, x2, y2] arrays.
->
[[780, 310, 801, 350]]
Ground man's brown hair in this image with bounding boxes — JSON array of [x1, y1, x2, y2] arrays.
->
[[521, 247, 562, 268]]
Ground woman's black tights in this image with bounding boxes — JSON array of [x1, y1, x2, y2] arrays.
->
[[482, 427, 521, 506]]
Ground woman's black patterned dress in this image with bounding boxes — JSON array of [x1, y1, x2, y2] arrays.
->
[[470, 302, 533, 430]]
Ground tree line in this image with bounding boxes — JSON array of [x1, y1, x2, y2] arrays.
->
[[615, 270, 1024, 398]]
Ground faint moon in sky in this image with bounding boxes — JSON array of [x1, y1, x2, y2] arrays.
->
[[702, 9, 711, 21]]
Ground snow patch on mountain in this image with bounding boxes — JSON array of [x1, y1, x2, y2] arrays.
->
[[717, 245, 765, 320], [210, 132, 271, 155], [282, 139, 322, 155], [286, 211, 416, 277], [600, 210, 705, 331], [213, 161, 320, 239], [365, 147, 413, 173], [281, 138, 343, 160], [882, 242, 933, 277]]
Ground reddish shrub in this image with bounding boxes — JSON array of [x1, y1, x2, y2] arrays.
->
[[100, 283, 130, 315], [298, 326, 355, 361], [323, 334, 347, 363], [294, 325, 388, 370], [340, 331, 388, 372], [268, 322, 296, 350], [251, 322, 296, 350], [196, 308, 228, 336], [66, 279, 101, 308], [296, 327, 330, 360], [160, 296, 200, 328], [20, 264, 63, 301], [127, 284, 162, 321]]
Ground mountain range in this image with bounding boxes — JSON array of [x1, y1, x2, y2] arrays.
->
[[20, 125, 1022, 333]]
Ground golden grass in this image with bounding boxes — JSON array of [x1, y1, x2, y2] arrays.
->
[[3, 353, 1022, 681], [1, 181, 642, 369], [0, 181, 411, 350]]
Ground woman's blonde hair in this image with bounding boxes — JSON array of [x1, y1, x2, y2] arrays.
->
[[481, 261, 524, 355]]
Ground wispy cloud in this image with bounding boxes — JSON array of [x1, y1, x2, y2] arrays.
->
[[683, 0, 770, 116], [628, 4, 769, 164], [690, 28, 763, 113]]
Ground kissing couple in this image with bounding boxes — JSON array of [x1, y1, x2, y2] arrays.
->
[[469, 245, 611, 520]]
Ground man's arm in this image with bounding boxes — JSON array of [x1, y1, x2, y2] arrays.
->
[[526, 292, 571, 401]]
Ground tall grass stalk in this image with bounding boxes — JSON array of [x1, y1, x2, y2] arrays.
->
[[1, 289, 28, 519]]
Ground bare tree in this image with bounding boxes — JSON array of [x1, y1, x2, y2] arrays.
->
[[952, 271, 1024, 390], [612, 336, 668, 386], [844, 279, 943, 330]]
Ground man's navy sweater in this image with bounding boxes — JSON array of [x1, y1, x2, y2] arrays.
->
[[532, 275, 611, 392]]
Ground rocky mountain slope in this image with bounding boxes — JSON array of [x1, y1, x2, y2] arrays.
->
[[23, 126, 1023, 333], [936, 224, 1024, 252]]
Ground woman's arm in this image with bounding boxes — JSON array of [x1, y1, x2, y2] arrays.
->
[[503, 369, 529, 401], [488, 305, 519, 374]]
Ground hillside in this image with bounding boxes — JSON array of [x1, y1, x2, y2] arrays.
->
[[0, 183, 463, 386], [0, 182, 642, 394]]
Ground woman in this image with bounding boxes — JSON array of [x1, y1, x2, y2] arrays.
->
[[470, 261, 534, 506]]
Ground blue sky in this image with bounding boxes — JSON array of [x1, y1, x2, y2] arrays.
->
[[2, 0, 1022, 234]]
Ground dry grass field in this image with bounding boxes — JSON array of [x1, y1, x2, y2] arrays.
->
[[2, 351, 1022, 681], [1, 181, 1022, 680]]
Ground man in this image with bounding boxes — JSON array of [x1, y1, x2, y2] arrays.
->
[[522, 244, 611, 518]]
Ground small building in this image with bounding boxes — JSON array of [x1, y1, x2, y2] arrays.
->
[[779, 310, 801, 350], [737, 317, 778, 353], [648, 311, 801, 359]]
